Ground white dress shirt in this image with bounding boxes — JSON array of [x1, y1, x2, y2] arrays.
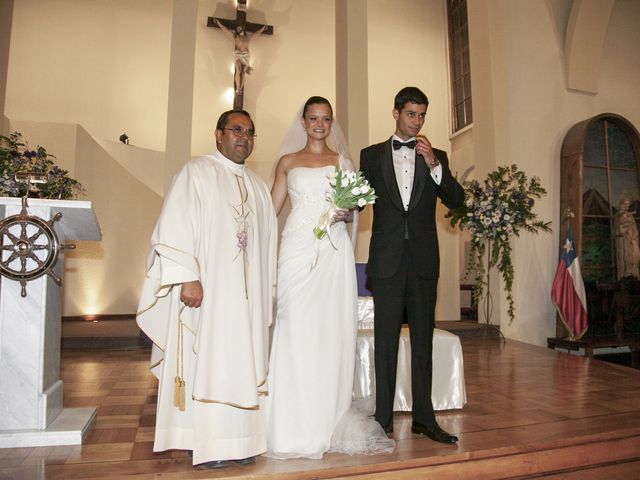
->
[[391, 135, 442, 211]]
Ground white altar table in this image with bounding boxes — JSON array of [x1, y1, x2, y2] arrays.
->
[[353, 297, 467, 411]]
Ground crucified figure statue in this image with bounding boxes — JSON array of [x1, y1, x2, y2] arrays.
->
[[208, 0, 273, 109], [214, 19, 267, 96]]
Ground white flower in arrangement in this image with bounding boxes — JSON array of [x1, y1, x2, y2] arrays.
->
[[328, 169, 337, 186], [313, 167, 377, 242], [0, 131, 85, 199], [447, 164, 551, 324]]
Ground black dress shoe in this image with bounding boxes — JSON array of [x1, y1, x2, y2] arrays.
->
[[233, 456, 256, 466], [198, 460, 231, 469], [411, 422, 458, 444]]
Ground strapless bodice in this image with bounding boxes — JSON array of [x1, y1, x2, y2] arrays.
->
[[282, 166, 335, 236]]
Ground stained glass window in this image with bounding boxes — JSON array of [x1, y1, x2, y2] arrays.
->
[[582, 119, 640, 283]]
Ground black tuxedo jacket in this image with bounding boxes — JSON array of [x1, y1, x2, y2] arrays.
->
[[360, 138, 464, 279]]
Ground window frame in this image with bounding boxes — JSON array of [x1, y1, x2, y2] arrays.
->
[[446, 0, 473, 133]]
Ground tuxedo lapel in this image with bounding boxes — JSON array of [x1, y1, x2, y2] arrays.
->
[[380, 138, 405, 211], [408, 153, 428, 211]]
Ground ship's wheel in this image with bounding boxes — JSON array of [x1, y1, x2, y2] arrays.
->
[[0, 201, 75, 297]]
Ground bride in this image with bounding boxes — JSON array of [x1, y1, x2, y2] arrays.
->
[[266, 96, 394, 459]]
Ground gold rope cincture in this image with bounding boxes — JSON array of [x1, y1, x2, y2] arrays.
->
[[234, 174, 249, 300], [173, 306, 186, 411]]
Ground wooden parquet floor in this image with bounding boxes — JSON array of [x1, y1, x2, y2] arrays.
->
[[1, 338, 639, 479]]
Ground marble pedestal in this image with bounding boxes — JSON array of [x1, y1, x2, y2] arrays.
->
[[0, 198, 101, 448]]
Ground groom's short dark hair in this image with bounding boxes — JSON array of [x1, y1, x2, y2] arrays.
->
[[394, 87, 429, 111]]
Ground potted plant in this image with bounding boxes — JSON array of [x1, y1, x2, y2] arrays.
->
[[0, 131, 84, 199]]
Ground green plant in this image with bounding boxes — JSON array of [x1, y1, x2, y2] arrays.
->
[[447, 164, 551, 323], [0, 131, 84, 199]]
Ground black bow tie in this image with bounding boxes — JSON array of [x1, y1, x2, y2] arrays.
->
[[393, 139, 416, 150]]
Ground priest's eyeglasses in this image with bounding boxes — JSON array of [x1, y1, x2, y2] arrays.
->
[[223, 126, 257, 138]]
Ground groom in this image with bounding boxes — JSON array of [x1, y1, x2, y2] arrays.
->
[[360, 87, 464, 444]]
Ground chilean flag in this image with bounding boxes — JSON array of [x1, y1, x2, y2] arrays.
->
[[551, 227, 588, 340]]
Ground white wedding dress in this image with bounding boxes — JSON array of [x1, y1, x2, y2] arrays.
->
[[266, 160, 394, 459]]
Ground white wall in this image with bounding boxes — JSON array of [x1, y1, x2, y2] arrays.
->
[[7, 120, 161, 316], [193, 0, 336, 182], [5, 0, 171, 152], [464, 0, 640, 345], [0, 0, 13, 135], [366, 0, 462, 321]]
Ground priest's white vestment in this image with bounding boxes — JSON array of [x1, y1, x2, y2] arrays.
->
[[137, 151, 277, 464]]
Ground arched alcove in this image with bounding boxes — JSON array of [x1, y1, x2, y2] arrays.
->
[[560, 113, 640, 337]]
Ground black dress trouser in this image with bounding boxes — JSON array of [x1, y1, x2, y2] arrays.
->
[[371, 241, 437, 429]]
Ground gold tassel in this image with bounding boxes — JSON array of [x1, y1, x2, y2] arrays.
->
[[174, 312, 186, 412], [174, 376, 185, 411]]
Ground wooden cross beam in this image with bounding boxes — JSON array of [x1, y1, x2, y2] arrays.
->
[[208, 0, 274, 110]]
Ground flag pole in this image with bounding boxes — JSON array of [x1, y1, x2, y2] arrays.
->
[[564, 207, 576, 341], [552, 206, 588, 341], [563, 207, 574, 232]]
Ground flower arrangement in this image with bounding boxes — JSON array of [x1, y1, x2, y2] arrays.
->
[[0, 131, 84, 199], [447, 164, 551, 323], [313, 167, 377, 240]]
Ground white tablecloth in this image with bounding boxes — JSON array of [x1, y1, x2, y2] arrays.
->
[[353, 297, 467, 411]]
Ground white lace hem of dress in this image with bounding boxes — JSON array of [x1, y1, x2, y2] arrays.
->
[[265, 399, 395, 460], [328, 402, 396, 456]]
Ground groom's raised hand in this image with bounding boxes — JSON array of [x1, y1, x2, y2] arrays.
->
[[416, 135, 440, 170]]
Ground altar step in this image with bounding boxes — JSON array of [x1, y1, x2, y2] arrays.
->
[[61, 335, 148, 350], [338, 423, 640, 480], [437, 319, 501, 337], [176, 417, 640, 480], [16, 412, 638, 479], [61, 317, 500, 350], [61, 316, 147, 350]]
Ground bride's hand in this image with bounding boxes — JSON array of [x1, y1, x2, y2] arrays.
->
[[332, 208, 354, 224]]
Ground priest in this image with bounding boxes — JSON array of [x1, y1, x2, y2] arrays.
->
[[137, 110, 277, 468]]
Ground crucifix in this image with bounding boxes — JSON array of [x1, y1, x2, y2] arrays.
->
[[208, 0, 274, 110]]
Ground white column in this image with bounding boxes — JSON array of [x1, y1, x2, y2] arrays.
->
[[335, 0, 371, 263], [335, 0, 369, 159], [164, 0, 198, 193], [0, 0, 14, 134]]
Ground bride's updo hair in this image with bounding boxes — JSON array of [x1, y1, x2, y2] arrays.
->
[[302, 96, 333, 118]]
